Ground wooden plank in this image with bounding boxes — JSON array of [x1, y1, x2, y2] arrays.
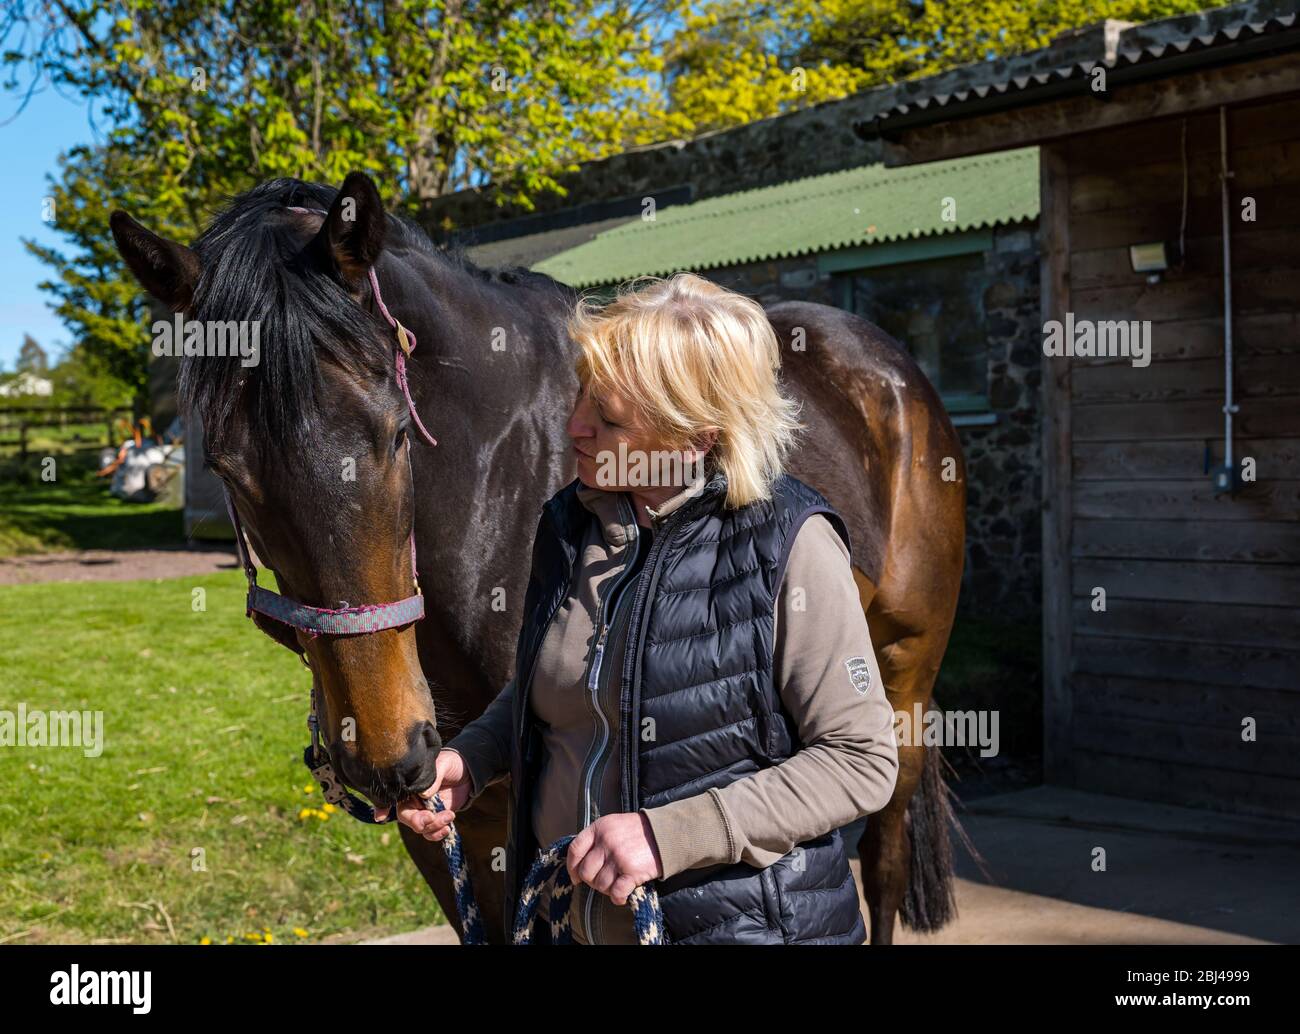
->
[[1071, 265, 1300, 322], [1072, 479, 1300, 522], [1073, 517, 1300, 562], [1072, 558, 1300, 607], [1069, 138, 1300, 215], [1071, 229, 1300, 290], [1074, 440, 1300, 481], [886, 53, 1300, 166], [1068, 750, 1300, 822], [1065, 95, 1300, 167], [1059, 312, 1299, 366], [1073, 632, 1299, 691], [1067, 185, 1300, 252], [1040, 143, 1074, 787], [1071, 356, 1300, 405], [1073, 396, 1300, 441], [1073, 672, 1300, 735], [1073, 712, 1300, 780], [1072, 596, 1300, 649]]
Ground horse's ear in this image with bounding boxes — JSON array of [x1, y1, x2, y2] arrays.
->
[[109, 211, 202, 312], [310, 171, 386, 284]]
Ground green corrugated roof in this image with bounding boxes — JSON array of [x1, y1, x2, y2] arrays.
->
[[533, 147, 1038, 288]]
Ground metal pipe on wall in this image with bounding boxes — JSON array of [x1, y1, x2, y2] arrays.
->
[[1220, 105, 1237, 471]]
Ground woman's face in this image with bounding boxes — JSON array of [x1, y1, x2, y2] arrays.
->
[[567, 380, 659, 491]]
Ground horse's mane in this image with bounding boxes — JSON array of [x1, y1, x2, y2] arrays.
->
[[179, 177, 571, 456]]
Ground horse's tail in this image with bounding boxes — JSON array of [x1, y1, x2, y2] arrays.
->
[[899, 745, 979, 932]]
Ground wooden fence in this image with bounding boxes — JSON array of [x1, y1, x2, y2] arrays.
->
[[0, 406, 134, 461]]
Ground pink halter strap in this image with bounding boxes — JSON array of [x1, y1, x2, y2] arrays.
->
[[367, 266, 437, 448], [286, 204, 436, 448]]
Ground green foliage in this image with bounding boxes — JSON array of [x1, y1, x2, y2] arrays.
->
[[664, 0, 1220, 135], [16, 334, 48, 374], [4, 0, 1220, 398], [0, 449, 180, 555], [46, 342, 135, 409], [5, 0, 682, 402]]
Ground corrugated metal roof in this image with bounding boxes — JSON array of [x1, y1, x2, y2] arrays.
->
[[463, 215, 636, 270], [857, 2, 1299, 133], [533, 148, 1038, 288]]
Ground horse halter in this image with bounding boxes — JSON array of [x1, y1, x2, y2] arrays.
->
[[223, 206, 437, 640], [218, 204, 440, 823]]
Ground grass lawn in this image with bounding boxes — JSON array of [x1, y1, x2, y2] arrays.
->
[[0, 570, 441, 945], [0, 449, 185, 556]]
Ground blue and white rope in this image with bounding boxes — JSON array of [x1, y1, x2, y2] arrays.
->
[[427, 795, 486, 944], [428, 798, 663, 945]]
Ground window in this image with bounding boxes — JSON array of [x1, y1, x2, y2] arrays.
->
[[825, 236, 992, 413]]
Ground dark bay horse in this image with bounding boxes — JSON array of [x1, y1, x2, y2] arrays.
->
[[110, 171, 966, 944]]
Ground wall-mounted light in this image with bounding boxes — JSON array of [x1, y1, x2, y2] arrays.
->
[[1129, 241, 1181, 283]]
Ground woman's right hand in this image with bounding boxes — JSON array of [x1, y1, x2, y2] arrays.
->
[[373, 748, 473, 840]]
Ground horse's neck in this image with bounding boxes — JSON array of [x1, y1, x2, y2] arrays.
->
[[396, 251, 577, 702]]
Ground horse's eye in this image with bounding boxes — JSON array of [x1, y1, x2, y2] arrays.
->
[[394, 427, 408, 455]]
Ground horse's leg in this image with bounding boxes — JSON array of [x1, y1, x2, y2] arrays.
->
[[854, 568, 958, 945], [398, 782, 511, 944]]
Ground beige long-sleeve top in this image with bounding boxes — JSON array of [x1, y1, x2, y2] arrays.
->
[[446, 481, 899, 941]]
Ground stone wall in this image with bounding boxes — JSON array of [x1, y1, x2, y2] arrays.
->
[[959, 226, 1042, 618]]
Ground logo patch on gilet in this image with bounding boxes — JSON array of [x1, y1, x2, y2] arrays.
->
[[845, 656, 873, 695]]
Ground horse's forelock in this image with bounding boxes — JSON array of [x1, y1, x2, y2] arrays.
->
[[180, 180, 391, 455]]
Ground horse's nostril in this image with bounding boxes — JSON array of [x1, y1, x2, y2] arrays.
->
[[386, 721, 441, 795], [421, 721, 441, 752]]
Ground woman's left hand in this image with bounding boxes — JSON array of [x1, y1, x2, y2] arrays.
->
[[566, 812, 664, 905]]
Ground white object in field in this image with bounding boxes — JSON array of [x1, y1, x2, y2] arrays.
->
[[110, 443, 167, 501]]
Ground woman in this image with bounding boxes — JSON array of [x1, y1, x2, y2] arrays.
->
[[387, 273, 898, 944]]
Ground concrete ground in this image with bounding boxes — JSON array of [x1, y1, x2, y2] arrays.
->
[[364, 785, 1300, 945]]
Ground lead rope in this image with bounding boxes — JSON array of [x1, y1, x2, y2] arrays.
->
[[425, 798, 665, 945]]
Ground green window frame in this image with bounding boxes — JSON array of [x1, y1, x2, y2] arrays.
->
[[820, 230, 994, 417]]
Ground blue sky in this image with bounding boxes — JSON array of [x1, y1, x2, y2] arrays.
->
[[0, 81, 103, 371]]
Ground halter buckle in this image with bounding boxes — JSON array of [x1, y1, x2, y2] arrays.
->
[[395, 321, 414, 357]]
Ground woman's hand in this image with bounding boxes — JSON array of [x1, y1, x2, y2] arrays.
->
[[566, 812, 664, 906], [372, 748, 472, 840]]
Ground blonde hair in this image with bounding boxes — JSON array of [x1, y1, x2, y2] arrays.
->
[[569, 272, 800, 508]]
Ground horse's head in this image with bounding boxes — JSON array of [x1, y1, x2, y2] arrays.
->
[[110, 172, 441, 805]]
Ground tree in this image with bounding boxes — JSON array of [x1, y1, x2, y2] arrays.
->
[[3, 0, 683, 400], [663, 0, 1219, 136], [16, 334, 48, 374], [48, 341, 133, 408], [23, 142, 175, 396]]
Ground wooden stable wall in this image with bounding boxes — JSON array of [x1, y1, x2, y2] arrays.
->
[[1041, 94, 1300, 821]]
